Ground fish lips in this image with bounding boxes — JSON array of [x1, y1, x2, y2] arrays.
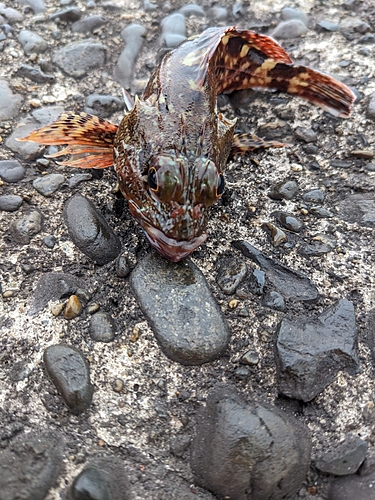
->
[[128, 201, 207, 262]]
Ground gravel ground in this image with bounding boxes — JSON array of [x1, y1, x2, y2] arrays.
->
[[1, 0, 375, 499]]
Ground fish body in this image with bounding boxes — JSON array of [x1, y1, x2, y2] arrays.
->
[[20, 27, 355, 261]]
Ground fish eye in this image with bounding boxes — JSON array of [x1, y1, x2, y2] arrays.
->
[[217, 173, 225, 197], [147, 167, 158, 191]]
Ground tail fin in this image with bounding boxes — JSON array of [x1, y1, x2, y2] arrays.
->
[[18, 112, 118, 169]]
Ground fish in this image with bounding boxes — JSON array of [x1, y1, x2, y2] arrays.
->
[[19, 26, 355, 262]]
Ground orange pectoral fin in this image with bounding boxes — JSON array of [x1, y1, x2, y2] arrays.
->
[[18, 112, 118, 169]]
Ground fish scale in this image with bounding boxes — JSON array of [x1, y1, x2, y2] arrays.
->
[[20, 26, 355, 262]]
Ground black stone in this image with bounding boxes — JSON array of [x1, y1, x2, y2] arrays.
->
[[63, 194, 121, 265], [262, 290, 286, 311], [268, 179, 299, 200], [275, 211, 303, 232], [0, 160, 25, 182], [216, 257, 247, 294], [71, 467, 111, 500], [44, 344, 94, 414], [315, 435, 368, 476], [191, 386, 311, 500], [130, 252, 230, 365], [275, 299, 359, 402], [89, 312, 115, 343], [16, 64, 55, 84], [302, 188, 325, 203]]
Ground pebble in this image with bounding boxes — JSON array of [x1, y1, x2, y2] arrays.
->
[[0, 79, 23, 121], [10, 209, 42, 245], [84, 94, 124, 118], [16, 64, 55, 84], [0, 4, 24, 23], [49, 7, 82, 22], [71, 467, 111, 500], [210, 6, 228, 21], [0, 432, 62, 499], [316, 20, 340, 32], [359, 34, 375, 44], [17, 0, 46, 13], [160, 12, 186, 48], [179, 4, 205, 17], [309, 206, 333, 218], [18, 30, 48, 55], [115, 253, 133, 278], [275, 211, 303, 232], [130, 252, 230, 365], [63, 194, 121, 265], [295, 126, 318, 143], [302, 188, 325, 203], [191, 386, 311, 499], [275, 299, 358, 402], [330, 159, 352, 169], [29, 272, 86, 315], [87, 303, 100, 315], [0, 194, 23, 212], [339, 193, 375, 226], [281, 7, 309, 26], [33, 173, 65, 196], [72, 15, 107, 33], [240, 349, 259, 365], [232, 241, 318, 301], [216, 257, 247, 295], [262, 290, 286, 311], [248, 269, 266, 295], [44, 344, 94, 413], [367, 92, 375, 120], [315, 435, 368, 476], [234, 366, 250, 380], [64, 294, 82, 319], [270, 19, 308, 39], [68, 172, 93, 188], [113, 24, 146, 89], [340, 17, 371, 33], [268, 179, 299, 200], [89, 311, 115, 342], [350, 149, 374, 159], [263, 222, 287, 246], [53, 40, 108, 78]]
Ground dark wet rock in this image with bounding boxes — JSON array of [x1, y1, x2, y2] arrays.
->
[[17, 0, 46, 13], [271, 19, 308, 39], [281, 7, 309, 26], [248, 269, 266, 295], [309, 206, 333, 218], [179, 4, 205, 17], [84, 94, 124, 118], [216, 257, 247, 294], [0, 79, 23, 120], [303, 189, 325, 203], [44, 234, 56, 248], [0, 194, 23, 212], [72, 15, 107, 33], [115, 253, 133, 278], [262, 290, 285, 311], [29, 272, 86, 315], [68, 172, 93, 188], [0, 4, 23, 23], [299, 234, 336, 257], [367, 92, 375, 120], [262, 222, 287, 246], [240, 349, 259, 365], [89, 311, 115, 342], [114, 24, 146, 88], [18, 30, 48, 54], [0, 431, 62, 500], [10, 209, 42, 244], [44, 344, 94, 414], [316, 20, 340, 32], [161, 12, 186, 48], [275, 211, 303, 232], [339, 193, 375, 226], [33, 173, 65, 196], [130, 253, 230, 365], [232, 241, 318, 301], [49, 7, 82, 22], [191, 386, 311, 500], [53, 40, 107, 78], [63, 194, 121, 265], [295, 126, 318, 143], [64, 294, 82, 319], [315, 435, 368, 476], [275, 298, 359, 402], [268, 179, 299, 200], [16, 64, 56, 84], [71, 467, 111, 500], [6, 106, 64, 160], [329, 449, 375, 499]]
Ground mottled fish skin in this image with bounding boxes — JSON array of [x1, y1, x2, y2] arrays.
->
[[19, 26, 355, 262]]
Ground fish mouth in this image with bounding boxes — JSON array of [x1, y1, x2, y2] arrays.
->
[[128, 201, 207, 262]]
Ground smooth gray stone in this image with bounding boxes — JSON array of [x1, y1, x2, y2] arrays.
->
[[18, 29, 48, 54], [271, 19, 308, 39], [130, 253, 230, 365], [113, 24, 146, 88], [52, 40, 108, 78], [33, 173, 65, 196], [44, 344, 94, 414], [0, 160, 25, 182], [0, 79, 23, 120], [89, 312, 115, 343], [0, 194, 23, 211], [10, 209, 42, 244]]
